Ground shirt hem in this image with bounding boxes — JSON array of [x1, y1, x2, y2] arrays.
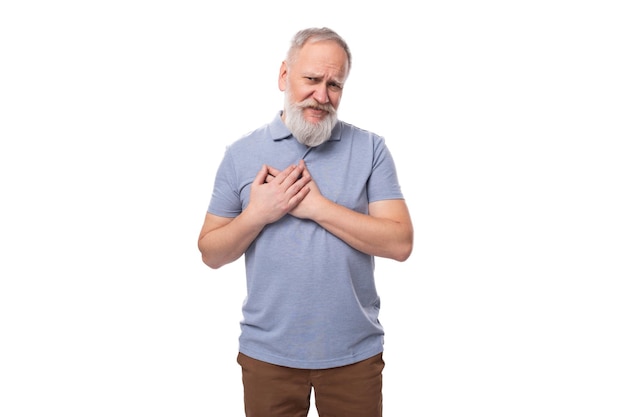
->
[[238, 344, 384, 370]]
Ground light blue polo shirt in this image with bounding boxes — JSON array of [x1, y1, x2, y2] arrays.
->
[[208, 111, 405, 369]]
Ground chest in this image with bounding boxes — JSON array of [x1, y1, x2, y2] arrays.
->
[[239, 140, 373, 213]]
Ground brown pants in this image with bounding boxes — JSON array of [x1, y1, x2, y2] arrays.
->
[[237, 352, 384, 417]]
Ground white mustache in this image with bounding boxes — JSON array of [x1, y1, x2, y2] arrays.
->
[[297, 99, 335, 114]]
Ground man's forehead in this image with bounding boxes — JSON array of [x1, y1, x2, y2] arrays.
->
[[294, 42, 348, 74]]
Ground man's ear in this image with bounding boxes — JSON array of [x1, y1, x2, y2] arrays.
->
[[278, 61, 287, 92]]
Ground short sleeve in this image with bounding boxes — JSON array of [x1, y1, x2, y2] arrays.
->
[[207, 147, 243, 218], [367, 137, 404, 202]]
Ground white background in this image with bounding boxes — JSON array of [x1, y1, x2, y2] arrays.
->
[[1, 1, 625, 416]]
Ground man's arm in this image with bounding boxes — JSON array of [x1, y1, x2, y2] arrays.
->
[[198, 162, 311, 269], [313, 199, 413, 261], [285, 162, 414, 261]]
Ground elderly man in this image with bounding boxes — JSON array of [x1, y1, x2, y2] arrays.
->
[[198, 27, 413, 417]]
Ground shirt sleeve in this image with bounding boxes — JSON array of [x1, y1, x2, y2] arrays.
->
[[367, 137, 405, 202], [207, 147, 243, 218]]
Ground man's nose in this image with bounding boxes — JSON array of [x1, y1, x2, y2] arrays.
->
[[312, 85, 329, 104]]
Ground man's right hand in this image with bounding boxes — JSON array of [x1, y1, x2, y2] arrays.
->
[[248, 160, 311, 225]]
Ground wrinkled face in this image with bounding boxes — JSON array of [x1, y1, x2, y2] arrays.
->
[[279, 40, 349, 125]]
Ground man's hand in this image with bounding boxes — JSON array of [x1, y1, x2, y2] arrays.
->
[[248, 161, 311, 225], [267, 160, 325, 221]]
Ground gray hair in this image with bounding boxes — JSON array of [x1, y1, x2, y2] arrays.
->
[[286, 27, 352, 73]]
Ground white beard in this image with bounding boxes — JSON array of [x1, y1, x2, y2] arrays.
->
[[283, 94, 338, 147]]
